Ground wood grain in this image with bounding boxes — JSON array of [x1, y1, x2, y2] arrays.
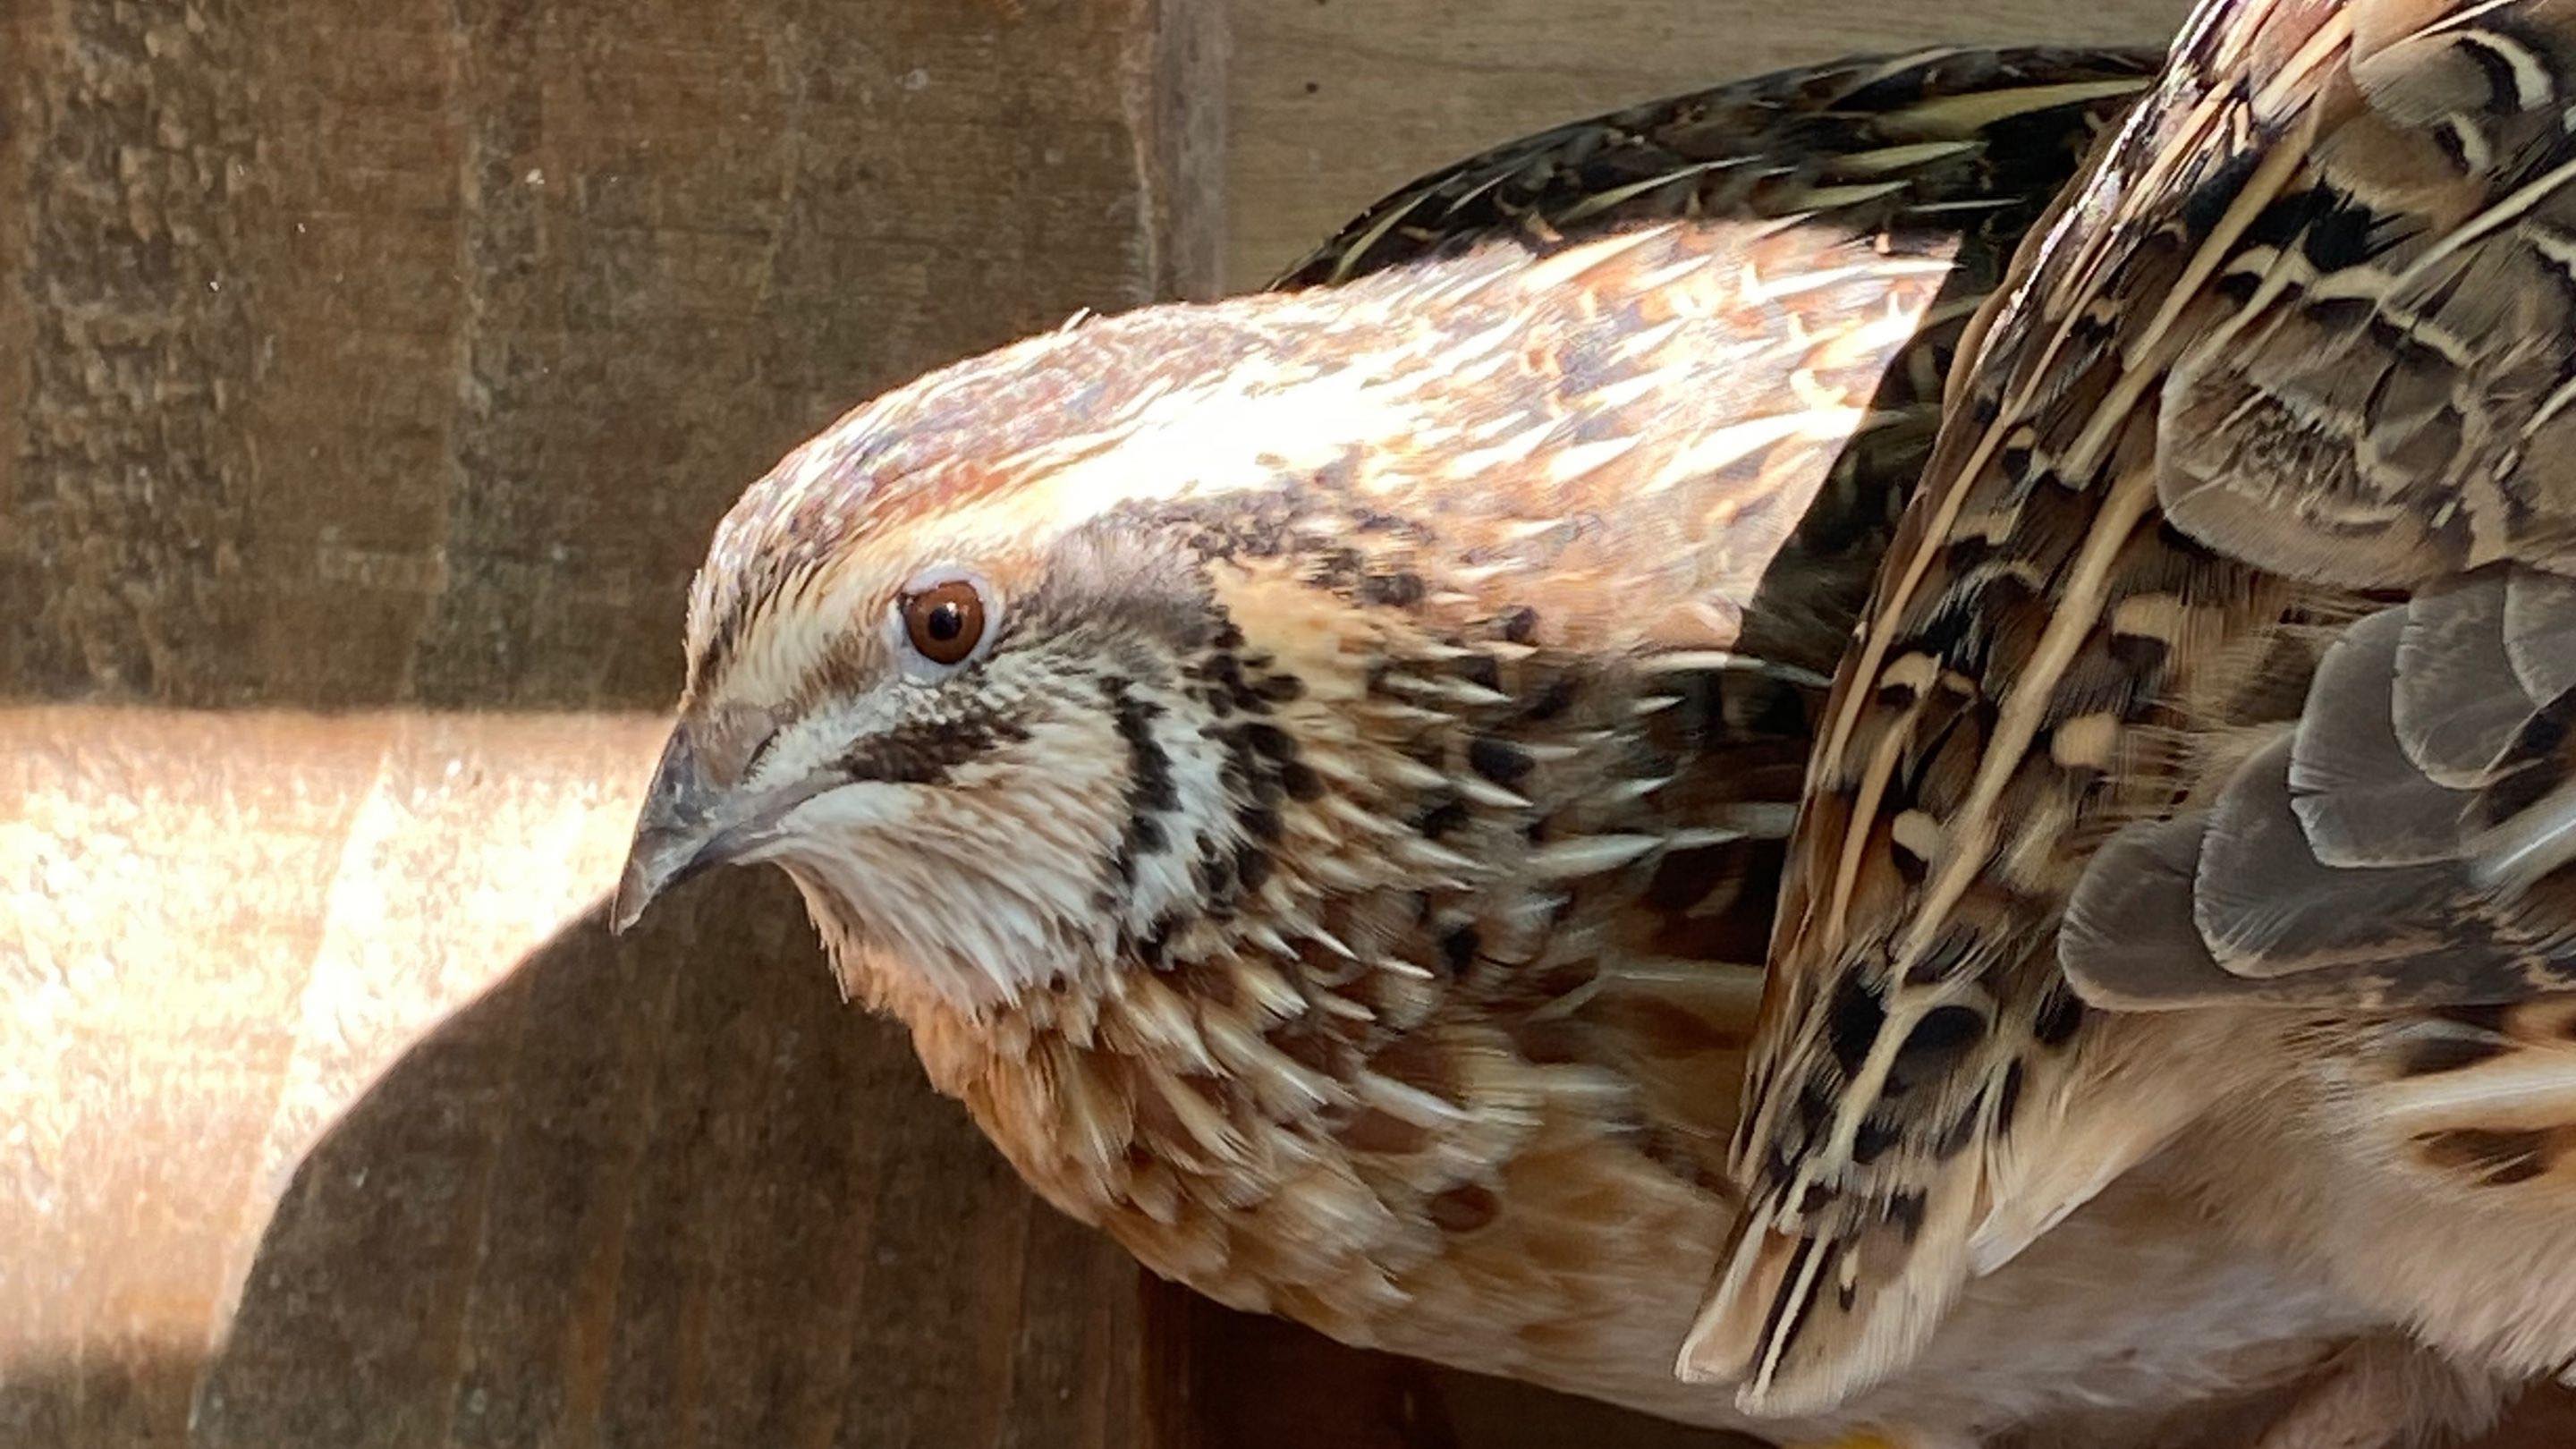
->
[[3, 0, 1218, 712], [0, 0, 1205, 1444], [2, 708, 1174, 1449]]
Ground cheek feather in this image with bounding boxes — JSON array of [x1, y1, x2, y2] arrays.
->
[[772, 703, 1152, 1012], [1097, 670, 1244, 945]]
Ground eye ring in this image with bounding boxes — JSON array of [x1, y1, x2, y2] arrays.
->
[[892, 569, 995, 675]]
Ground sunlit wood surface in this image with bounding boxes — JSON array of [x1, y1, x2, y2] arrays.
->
[[6, 708, 1160, 1448], [10, 1, 2576, 1445]]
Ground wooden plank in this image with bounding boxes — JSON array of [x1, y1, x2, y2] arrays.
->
[[1167, 1294, 1760, 1449], [3, 709, 401, 1449], [3, 0, 1222, 712], [0, 0, 1213, 1445], [3, 706, 1170, 1449], [1219, 0, 2194, 289]]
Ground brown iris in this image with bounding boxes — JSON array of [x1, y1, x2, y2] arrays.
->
[[901, 579, 985, 665]]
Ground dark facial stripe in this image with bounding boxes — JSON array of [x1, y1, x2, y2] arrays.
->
[[1102, 674, 1180, 887], [842, 708, 1030, 785]]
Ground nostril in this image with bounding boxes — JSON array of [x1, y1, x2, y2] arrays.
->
[[696, 701, 789, 786], [739, 726, 782, 783]]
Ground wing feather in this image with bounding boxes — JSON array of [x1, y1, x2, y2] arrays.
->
[[1697, 0, 2576, 1412], [2393, 574, 2532, 788], [1272, 48, 2155, 291], [2071, 571, 2576, 1008]]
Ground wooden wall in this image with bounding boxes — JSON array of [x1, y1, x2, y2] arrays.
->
[[23, 4, 2570, 1449], [4, 4, 1211, 1445]]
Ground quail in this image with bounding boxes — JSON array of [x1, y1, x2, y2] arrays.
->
[[614, 47, 2372, 1449]]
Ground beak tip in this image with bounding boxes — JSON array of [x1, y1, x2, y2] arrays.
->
[[608, 855, 666, 937], [610, 827, 718, 938], [614, 716, 785, 939], [613, 723, 703, 940], [607, 886, 640, 938]]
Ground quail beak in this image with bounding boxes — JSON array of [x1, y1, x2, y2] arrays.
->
[[611, 717, 810, 935]]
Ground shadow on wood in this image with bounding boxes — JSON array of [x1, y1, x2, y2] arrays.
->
[[186, 879, 1157, 1449]]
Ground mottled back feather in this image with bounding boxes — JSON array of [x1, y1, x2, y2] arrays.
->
[[1696, 0, 2576, 1416]]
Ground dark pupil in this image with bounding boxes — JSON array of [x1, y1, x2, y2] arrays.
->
[[925, 601, 964, 641]]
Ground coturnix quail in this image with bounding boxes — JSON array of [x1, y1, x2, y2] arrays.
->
[[615, 47, 2378, 1449]]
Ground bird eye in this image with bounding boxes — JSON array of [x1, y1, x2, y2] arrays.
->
[[900, 578, 986, 667]]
